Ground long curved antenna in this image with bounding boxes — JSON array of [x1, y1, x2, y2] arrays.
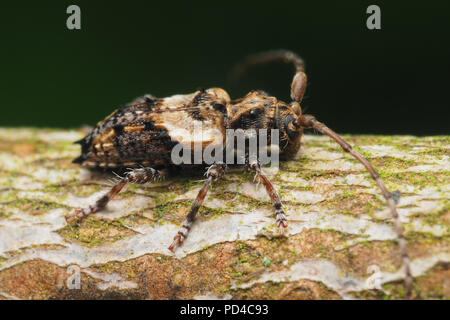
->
[[229, 50, 307, 102], [296, 114, 413, 298]]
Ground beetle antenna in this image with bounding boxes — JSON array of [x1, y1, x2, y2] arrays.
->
[[231, 50, 304, 76], [295, 114, 413, 298], [229, 50, 307, 102]]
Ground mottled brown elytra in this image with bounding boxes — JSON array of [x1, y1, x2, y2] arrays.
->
[[66, 50, 412, 298]]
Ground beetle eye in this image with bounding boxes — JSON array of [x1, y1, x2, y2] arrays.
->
[[284, 114, 299, 140], [248, 108, 263, 118], [213, 103, 227, 114]]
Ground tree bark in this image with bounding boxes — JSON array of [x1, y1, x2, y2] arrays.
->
[[0, 128, 448, 300]]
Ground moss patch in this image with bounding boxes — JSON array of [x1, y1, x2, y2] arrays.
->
[[57, 219, 137, 247]]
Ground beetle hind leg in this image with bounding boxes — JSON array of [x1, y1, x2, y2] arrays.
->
[[65, 167, 164, 224]]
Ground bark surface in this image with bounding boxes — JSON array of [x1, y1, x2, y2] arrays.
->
[[0, 128, 448, 300]]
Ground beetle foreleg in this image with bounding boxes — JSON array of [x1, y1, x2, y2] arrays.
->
[[168, 162, 226, 253], [65, 167, 164, 224], [247, 158, 288, 235]]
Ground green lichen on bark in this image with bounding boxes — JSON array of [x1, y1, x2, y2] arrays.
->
[[0, 128, 448, 300]]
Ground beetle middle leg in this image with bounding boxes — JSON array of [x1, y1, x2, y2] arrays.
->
[[168, 162, 226, 253], [65, 167, 165, 224], [247, 157, 288, 235]]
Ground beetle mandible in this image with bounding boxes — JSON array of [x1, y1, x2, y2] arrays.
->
[[65, 50, 412, 297]]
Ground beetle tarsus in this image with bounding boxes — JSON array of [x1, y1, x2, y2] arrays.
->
[[168, 233, 184, 253]]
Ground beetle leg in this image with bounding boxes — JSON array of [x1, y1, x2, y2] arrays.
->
[[247, 158, 287, 235], [169, 162, 226, 253], [65, 167, 165, 224]]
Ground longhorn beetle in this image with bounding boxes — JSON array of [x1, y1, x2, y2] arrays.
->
[[66, 50, 412, 298]]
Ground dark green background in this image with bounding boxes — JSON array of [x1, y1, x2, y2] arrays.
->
[[1, 1, 449, 134]]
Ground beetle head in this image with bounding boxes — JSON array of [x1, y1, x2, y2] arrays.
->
[[226, 90, 303, 158]]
